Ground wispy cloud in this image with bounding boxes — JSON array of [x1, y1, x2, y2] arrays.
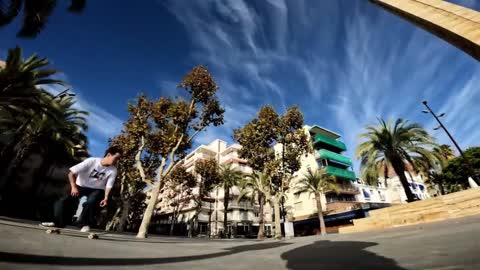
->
[[161, 0, 337, 145], [43, 75, 123, 143], [162, 0, 480, 170], [329, 1, 480, 168]]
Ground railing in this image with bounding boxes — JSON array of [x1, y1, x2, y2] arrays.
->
[[317, 149, 352, 166], [312, 133, 347, 151], [228, 202, 255, 210], [326, 201, 362, 214], [327, 184, 359, 195], [325, 165, 356, 180]]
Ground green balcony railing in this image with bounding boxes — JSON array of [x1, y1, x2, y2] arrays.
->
[[325, 165, 356, 181], [312, 133, 346, 151], [317, 149, 352, 166]]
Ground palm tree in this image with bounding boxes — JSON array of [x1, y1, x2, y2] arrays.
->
[[433, 144, 455, 169], [294, 168, 338, 236], [218, 165, 243, 238], [356, 118, 438, 202], [1, 46, 74, 184], [0, 0, 86, 37], [0, 46, 66, 127], [238, 172, 272, 239], [0, 91, 88, 192]]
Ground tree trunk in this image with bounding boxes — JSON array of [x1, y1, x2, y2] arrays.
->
[[223, 186, 229, 238], [257, 194, 265, 240], [136, 179, 162, 238], [188, 200, 202, 238], [315, 192, 326, 236], [169, 215, 176, 236], [439, 184, 446, 195], [390, 156, 416, 202], [272, 196, 282, 239], [106, 206, 122, 232], [117, 198, 130, 232]]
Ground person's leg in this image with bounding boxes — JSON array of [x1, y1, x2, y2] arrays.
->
[[52, 193, 80, 228], [77, 188, 104, 228]]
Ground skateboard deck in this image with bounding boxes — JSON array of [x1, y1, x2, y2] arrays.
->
[[39, 225, 103, 239]]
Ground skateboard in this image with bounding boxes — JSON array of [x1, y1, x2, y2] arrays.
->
[[40, 225, 102, 239]]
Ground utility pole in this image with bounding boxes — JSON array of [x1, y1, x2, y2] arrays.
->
[[422, 100, 478, 184]]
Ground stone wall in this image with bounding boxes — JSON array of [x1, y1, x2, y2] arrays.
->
[[340, 188, 480, 233]]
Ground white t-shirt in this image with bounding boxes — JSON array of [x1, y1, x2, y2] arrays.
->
[[69, 158, 117, 190]]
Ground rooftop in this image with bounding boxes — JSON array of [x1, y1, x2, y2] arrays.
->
[[308, 125, 341, 139]]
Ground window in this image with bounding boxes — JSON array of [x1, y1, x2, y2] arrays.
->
[[378, 191, 385, 201], [294, 192, 301, 200], [254, 212, 259, 217], [362, 189, 371, 200], [240, 210, 248, 220], [327, 194, 355, 203], [199, 223, 208, 234], [317, 159, 328, 168]]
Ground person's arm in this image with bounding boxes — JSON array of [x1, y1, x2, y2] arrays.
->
[[68, 158, 94, 197], [68, 171, 79, 197], [100, 188, 112, 207], [100, 170, 117, 207]]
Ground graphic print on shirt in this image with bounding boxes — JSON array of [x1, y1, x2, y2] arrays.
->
[[89, 169, 107, 181]]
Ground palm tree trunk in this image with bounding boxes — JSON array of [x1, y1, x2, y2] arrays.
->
[[391, 157, 416, 202], [169, 213, 177, 236], [223, 186, 229, 238], [257, 194, 265, 240], [272, 196, 282, 239], [315, 192, 326, 236], [189, 205, 201, 238]]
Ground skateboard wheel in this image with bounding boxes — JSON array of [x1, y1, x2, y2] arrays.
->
[[88, 234, 98, 239]]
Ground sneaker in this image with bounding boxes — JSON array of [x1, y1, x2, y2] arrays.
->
[[41, 222, 56, 227], [80, 225, 90, 233]]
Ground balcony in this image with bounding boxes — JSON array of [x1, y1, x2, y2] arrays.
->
[[317, 149, 352, 166], [325, 165, 356, 181], [326, 201, 362, 214], [326, 184, 359, 195], [228, 201, 255, 210], [312, 133, 346, 151]]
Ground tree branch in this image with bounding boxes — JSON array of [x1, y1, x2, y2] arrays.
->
[[135, 135, 148, 183], [162, 133, 185, 178]]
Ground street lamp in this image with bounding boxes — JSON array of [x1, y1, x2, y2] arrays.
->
[[15, 88, 75, 134], [53, 88, 75, 99], [421, 100, 479, 185]]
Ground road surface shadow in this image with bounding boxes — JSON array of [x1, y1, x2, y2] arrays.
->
[[0, 241, 290, 266], [281, 240, 406, 270], [0, 221, 185, 243]]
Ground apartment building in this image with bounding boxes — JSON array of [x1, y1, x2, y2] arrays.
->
[[380, 172, 430, 203], [153, 139, 273, 237], [285, 125, 392, 235]]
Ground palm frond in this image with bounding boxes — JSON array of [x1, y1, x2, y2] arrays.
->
[[0, 0, 22, 26]]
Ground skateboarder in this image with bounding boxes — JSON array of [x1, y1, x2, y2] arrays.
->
[[41, 146, 122, 232]]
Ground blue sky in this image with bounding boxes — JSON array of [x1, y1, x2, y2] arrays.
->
[[1, 0, 480, 171]]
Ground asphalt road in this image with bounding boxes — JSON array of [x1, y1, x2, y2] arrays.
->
[[1, 215, 480, 270]]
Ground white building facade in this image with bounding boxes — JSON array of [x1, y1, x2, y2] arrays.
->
[[153, 139, 273, 237]]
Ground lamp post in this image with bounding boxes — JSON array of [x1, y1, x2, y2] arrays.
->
[[421, 100, 478, 185], [14, 88, 75, 134], [53, 88, 75, 99]]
